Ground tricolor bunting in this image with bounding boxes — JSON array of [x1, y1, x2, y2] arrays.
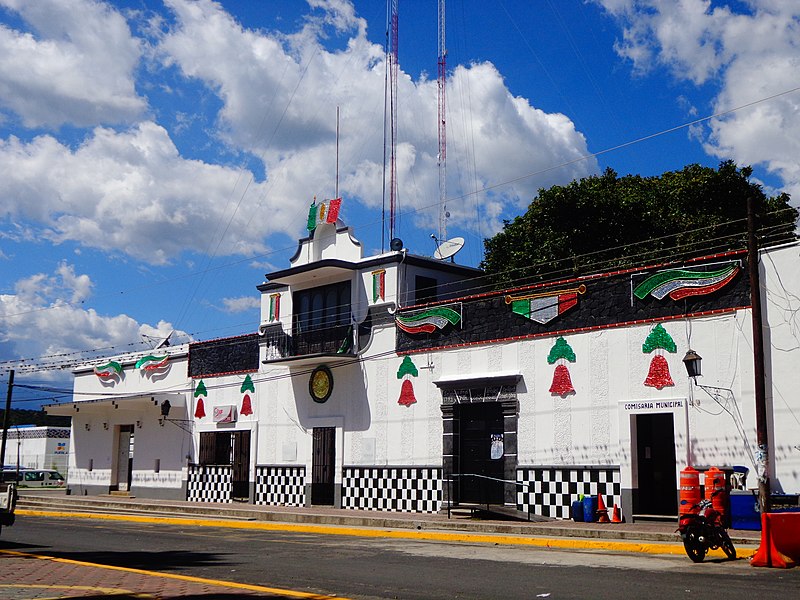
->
[[633, 263, 739, 301]]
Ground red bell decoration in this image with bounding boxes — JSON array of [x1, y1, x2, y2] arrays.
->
[[549, 364, 575, 396], [398, 378, 417, 407], [644, 355, 674, 389], [194, 396, 206, 419], [240, 393, 253, 416]]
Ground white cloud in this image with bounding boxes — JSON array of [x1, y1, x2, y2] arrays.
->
[[0, 123, 287, 264], [156, 0, 596, 238], [0, 0, 146, 127], [597, 0, 800, 202], [0, 0, 597, 264], [221, 296, 261, 313], [0, 263, 191, 375]]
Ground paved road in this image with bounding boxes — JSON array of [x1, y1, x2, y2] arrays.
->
[[2, 513, 797, 599]]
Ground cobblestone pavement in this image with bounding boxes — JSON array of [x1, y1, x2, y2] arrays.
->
[[0, 549, 346, 599]]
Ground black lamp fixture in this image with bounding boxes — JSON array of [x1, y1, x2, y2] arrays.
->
[[158, 398, 193, 433], [682, 349, 702, 379]]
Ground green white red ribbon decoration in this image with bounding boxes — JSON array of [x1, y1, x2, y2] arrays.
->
[[135, 354, 169, 372], [94, 360, 122, 378], [395, 304, 461, 334], [634, 263, 739, 301]]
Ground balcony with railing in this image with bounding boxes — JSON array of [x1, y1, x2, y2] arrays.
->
[[261, 322, 354, 365]]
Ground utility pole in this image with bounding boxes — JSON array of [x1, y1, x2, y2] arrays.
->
[[1, 370, 14, 468], [747, 196, 771, 514]]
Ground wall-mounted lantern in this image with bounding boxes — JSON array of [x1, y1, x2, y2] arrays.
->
[[682, 349, 702, 380]]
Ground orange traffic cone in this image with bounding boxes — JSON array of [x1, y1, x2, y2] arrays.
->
[[611, 503, 622, 523], [596, 494, 610, 523]]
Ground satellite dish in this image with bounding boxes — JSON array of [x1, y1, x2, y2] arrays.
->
[[434, 237, 464, 261], [390, 237, 404, 251]]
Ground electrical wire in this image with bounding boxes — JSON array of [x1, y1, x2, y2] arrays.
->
[[2, 210, 793, 376]]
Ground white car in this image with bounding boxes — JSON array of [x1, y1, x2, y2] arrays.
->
[[19, 469, 65, 488]]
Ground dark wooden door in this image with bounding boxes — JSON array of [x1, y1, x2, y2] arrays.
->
[[232, 430, 250, 501], [458, 403, 504, 504], [312, 427, 335, 505], [634, 413, 678, 516]]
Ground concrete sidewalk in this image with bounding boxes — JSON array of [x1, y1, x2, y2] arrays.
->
[[15, 490, 762, 547]]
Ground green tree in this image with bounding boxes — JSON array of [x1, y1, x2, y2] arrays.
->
[[481, 162, 797, 288]]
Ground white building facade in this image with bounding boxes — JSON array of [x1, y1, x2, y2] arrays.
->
[[52, 219, 800, 521], [1, 426, 70, 474]]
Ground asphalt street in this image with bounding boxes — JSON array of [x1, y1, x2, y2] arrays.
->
[[1, 513, 798, 599]]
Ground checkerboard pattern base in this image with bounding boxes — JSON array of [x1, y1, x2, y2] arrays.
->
[[516, 466, 621, 519], [255, 465, 306, 506], [187, 464, 232, 503], [343, 466, 442, 513]]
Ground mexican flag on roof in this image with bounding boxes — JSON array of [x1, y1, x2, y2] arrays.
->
[[307, 197, 342, 231]]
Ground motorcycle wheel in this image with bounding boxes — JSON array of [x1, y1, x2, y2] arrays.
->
[[683, 533, 707, 563], [719, 530, 737, 560]]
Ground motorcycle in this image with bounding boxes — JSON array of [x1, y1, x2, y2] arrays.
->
[[677, 490, 736, 562]]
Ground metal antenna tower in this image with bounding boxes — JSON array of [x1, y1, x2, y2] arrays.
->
[[387, 0, 399, 243], [437, 0, 447, 241]]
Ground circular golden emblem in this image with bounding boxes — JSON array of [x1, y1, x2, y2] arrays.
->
[[309, 365, 333, 403]]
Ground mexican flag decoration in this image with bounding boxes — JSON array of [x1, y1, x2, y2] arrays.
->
[[194, 379, 207, 419], [268, 293, 281, 322], [307, 197, 342, 232], [240, 374, 254, 416], [548, 337, 576, 397], [372, 269, 386, 302], [642, 324, 676, 389], [397, 356, 419, 407]]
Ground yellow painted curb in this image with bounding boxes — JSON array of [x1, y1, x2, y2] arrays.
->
[[0, 548, 350, 599], [16, 508, 756, 558]]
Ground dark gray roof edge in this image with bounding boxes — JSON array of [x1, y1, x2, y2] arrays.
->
[[265, 252, 484, 283], [257, 281, 289, 293]]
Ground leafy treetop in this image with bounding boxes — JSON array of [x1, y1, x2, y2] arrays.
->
[[481, 162, 797, 289]]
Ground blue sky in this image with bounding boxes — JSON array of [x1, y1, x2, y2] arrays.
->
[[1, 0, 799, 407]]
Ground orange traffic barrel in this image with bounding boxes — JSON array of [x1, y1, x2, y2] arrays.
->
[[704, 466, 728, 519], [679, 466, 701, 515]]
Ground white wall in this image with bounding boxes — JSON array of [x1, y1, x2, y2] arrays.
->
[[1, 428, 70, 473], [762, 243, 800, 493]]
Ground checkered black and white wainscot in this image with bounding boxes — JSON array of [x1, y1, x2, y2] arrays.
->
[[516, 466, 621, 519], [187, 464, 232, 503], [255, 465, 306, 506], [342, 466, 442, 513]]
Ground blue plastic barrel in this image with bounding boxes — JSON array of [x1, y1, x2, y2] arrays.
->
[[583, 495, 597, 522], [572, 500, 584, 522]]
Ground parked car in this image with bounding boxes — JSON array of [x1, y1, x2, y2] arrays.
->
[[19, 469, 65, 488]]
